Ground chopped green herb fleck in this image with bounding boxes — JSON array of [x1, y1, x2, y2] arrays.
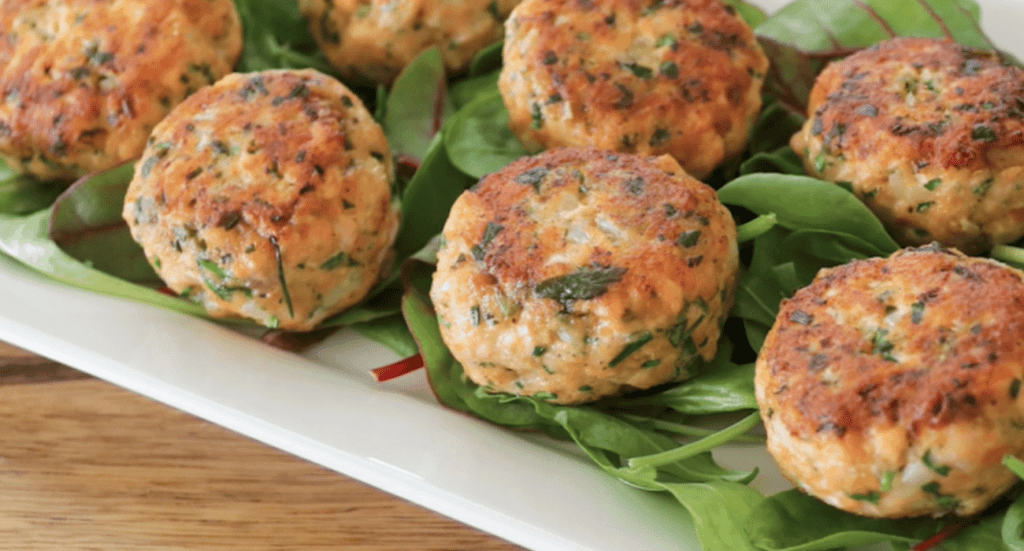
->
[[198, 259, 227, 279], [880, 470, 895, 492], [656, 34, 677, 48], [974, 178, 994, 197], [622, 62, 653, 79], [88, 50, 114, 66], [922, 450, 951, 476], [470, 305, 481, 327], [921, 482, 959, 509], [530, 103, 543, 129], [321, 250, 359, 270], [472, 222, 504, 261], [210, 140, 231, 156], [857, 104, 879, 117], [269, 236, 293, 318], [659, 61, 678, 78], [677, 230, 701, 248], [872, 329, 897, 362], [217, 211, 242, 230], [140, 155, 160, 179], [612, 83, 634, 109], [578, 385, 593, 392], [641, 359, 661, 368], [924, 178, 942, 191], [789, 310, 812, 325], [649, 128, 670, 146], [813, 151, 828, 173], [514, 167, 548, 191], [1011, 378, 1022, 399], [916, 201, 934, 212], [532, 346, 547, 357], [971, 125, 997, 142], [911, 301, 925, 324], [849, 491, 881, 504], [609, 332, 654, 367], [624, 177, 644, 195], [534, 266, 627, 305]]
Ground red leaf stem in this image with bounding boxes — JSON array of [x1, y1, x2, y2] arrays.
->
[[372, 353, 424, 382], [911, 518, 972, 551]]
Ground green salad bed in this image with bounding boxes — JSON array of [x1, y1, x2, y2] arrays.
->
[[3, 1, 1024, 549]]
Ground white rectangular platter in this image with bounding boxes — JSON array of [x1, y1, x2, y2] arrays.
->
[[1, 0, 1022, 549]]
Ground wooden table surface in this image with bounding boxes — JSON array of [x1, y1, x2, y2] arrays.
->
[[0, 341, 525, 551]]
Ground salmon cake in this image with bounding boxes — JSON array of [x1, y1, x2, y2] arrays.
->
[[756, 244, 1024, 518], [792, 37, 1024, 254], [430, 147, 739, 405], [0, 0, 242, 180], [299, 0, 521, 85], [498, 0, 769, 179], [123, 69, 399, 331]]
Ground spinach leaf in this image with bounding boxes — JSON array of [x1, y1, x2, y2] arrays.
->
[[403, 274, 769, 551], [1002, 457, 1024, 551], [718, 174, 898, 256], [450, 70, 501, 110], [620, 363, 757, 414], [350, 312, 418, 359], [746, 488, 1018, 551], [384, 47, 454, 163], [392, 136, 477, 260], [753, 0, 995, 113], [442, 88, 529, 179], [720, 175, 898, 354], [407, 281, 760, 485], [665, 481, 765, 551], [746, 97, 806, 157], [724, 0, 768, 28], [50, 163, 159, 284], [744, 489, 948, 551], [0, 160, 67, 215], [1003, 493, 1024, 551], [0, 208, 208, 316], [231, 0, 334, 74], [467, 41, 504, 77]]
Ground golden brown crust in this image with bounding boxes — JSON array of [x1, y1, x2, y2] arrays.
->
[[430, 147, 738, 404], [756, 245, 1024, 517], [123, 69, 399, 330], [499, 0, 768, 179], [792, 37, 1024, 253], [469, 148, 720, 287], [805, 38, 1024, 172], [299, 0, 520, 85], [763, 247, 1024, 437], [0, 0, 242, 180]]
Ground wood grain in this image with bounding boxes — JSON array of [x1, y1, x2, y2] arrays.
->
[[0, 361, 525, 551]]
